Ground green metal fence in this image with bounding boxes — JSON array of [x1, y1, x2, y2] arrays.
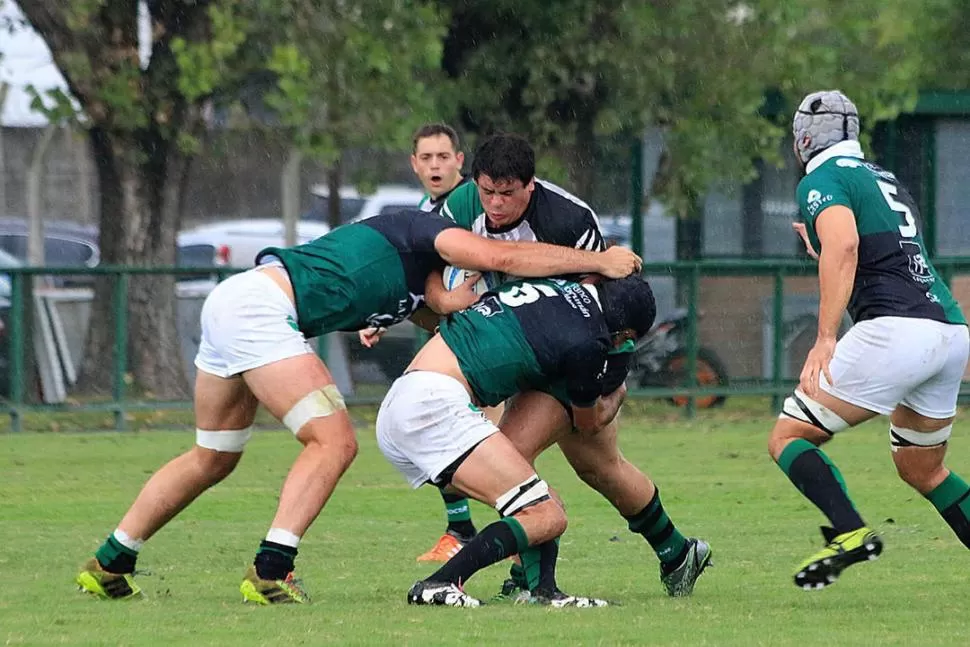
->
[[3, 259, 970, 431]]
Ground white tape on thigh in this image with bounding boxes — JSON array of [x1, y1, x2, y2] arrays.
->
[[282, 384, 346, 434], [780, 388, 849, 434], [890, 423, 952, 449], [196, 426, 253, 452], [495, 475, 551, 517]]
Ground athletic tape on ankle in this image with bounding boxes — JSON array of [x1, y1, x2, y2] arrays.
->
[[282, 384, 346, 434], [780, 389, 848, 434], [495, 475, 550, 517], [196, 426, 253, 452], [890, 423, 951, 449]]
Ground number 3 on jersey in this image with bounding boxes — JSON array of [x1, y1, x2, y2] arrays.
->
[[499, 282, 558, 307], [877, 180, 917, 238]]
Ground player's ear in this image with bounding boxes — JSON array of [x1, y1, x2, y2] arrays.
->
[[456, 151, 465, 167]]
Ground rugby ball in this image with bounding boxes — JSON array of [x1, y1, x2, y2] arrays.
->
[[442, 265, 497, 296]]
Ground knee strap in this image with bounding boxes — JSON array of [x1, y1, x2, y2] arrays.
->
[[196, 426, 253, 452], [890, 423, 951, 450], [495, 476, 550, 517], [780, 388, 849, 435], [282, 384, 346, 434]]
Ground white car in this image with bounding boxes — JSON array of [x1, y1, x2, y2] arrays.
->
[[177, 219, 332, 270], [306, 184, 426, 223]]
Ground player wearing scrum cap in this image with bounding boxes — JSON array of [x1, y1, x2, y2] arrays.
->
[[769, 89, 970, 590]]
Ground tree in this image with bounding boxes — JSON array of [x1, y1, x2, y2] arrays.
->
[[18, 0, 447, 398], [264, 0, 447, 229], [438, 0, 925, 215]]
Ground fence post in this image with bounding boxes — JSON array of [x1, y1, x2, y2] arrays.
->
[[8, 271, 24, 432], [684, 263, 700, 418], [112, 271, 129, 431], [771, 268, 785, 411]]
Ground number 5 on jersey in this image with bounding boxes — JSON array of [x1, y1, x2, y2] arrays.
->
[[877, 180, 917, 238]]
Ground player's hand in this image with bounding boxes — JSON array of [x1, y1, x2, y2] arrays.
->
[[792, 222, 819, 261], [359, 326, 387, 348], [799, 336, 836, 398], [439, 272, 482, 314], [596, 246, 643, 278]]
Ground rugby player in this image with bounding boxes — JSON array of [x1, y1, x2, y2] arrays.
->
[[377, 274, 657, 607], [440, 133, 713, 598], [769, 90, 970, 590]]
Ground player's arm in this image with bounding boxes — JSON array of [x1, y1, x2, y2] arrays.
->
[[562, 345, 614, 434], [814, 205, 859, 341], [434, 228, 641, 279]]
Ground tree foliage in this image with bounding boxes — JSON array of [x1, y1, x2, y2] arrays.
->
[[438, 0, 929, 215], [17, 0, 446, 395]]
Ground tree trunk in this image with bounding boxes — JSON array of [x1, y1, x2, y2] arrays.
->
[[75, 126, 190, 400], [281, 147, 303, 247]]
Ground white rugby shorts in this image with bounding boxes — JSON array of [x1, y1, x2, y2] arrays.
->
[[194, 266, 313, 378], [821, 316, 969, 418], [376, 371, 498, 488]]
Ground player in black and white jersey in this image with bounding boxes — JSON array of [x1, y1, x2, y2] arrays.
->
[[439, 133, 712, 598]]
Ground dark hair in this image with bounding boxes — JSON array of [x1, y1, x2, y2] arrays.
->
[[598, 275, 656, 338], [471, 133, 535, 184], [412, 123, 461, 153]]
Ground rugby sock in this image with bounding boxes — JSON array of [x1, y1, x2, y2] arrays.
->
[[517, 538, 560, 591], [625, 488, 689, 568], [926, 471, 970, 549], [509, 562, 529, 589], [428, 518, 529, 585], [777, 438, 865, 533], [441, 490, 476, 540], [535, 539, 560, 595], [94, 529, 142, 574], [254, 535, 299, 581]]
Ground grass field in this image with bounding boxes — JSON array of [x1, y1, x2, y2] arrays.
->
[[2, 399, 968, 646]]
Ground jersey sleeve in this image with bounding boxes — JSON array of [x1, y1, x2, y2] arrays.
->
[[560, 341, 610, 407], [440, 181, 480, 230], [796, 167, 853, 228]]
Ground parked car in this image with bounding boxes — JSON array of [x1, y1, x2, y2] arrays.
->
[[305, 184, 425, 224], [0, 217, 100, 287], [176, 219, 332, 272]]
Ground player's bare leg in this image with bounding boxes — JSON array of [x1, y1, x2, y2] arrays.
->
[[238, 353, 358, 604], [408, 431, 566, 607]]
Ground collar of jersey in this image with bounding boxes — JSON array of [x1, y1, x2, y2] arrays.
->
[[806, 140, 864, 175], [431, 176, 469, 206]]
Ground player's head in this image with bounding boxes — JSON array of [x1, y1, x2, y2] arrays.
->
[[792, 90, 860, 167], [411, 123, 464, 199], [472, 133, 536, 227], [597, 274, 656, 346]]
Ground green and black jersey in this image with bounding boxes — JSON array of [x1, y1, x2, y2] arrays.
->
[[256, 210, 460, 337], [439, 278, 613, 408], [798, 143, 965, 325], [418, 176, 471, 214]]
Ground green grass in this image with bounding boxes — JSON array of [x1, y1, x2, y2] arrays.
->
[[1, 401, 968, 646]]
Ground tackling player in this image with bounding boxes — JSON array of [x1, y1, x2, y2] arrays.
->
[[377, 274, 657, 607], [440, 133, 712, 598], [74, 210, 641, 604], [769, 90, 970, 589]]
